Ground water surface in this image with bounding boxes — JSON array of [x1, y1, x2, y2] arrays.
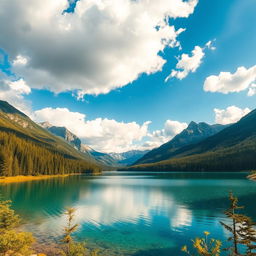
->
[[0, 172, 255, 255]]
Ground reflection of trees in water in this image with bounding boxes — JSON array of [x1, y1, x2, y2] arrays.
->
[[0, 174, 255, 246], [0, 176, 92, 220]]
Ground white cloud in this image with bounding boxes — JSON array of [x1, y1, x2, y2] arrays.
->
[[247, 83, 256, 97], [165, 41, 214, 81], [34, 107, 151, 153], [13, 55, 28, 66], [204, 65, 256, 94], [34, 107, 188, 152], [0, 0, 198, 97], [205, 40, 216, 50], [214, 106, 251, 125], [145, 120, 188, 148], [0, 76, 32, 115]]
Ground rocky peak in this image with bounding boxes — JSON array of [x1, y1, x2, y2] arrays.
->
[[39, 122, 81, 150]]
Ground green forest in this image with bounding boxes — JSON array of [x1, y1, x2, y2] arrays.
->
[[0, 131, 100, 176]]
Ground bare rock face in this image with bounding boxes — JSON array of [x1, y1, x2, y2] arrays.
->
[[39, 122, 81, 150]]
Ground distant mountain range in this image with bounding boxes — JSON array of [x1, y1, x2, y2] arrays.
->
[[0, 100, 101, 176], [135, 121, 228, 165], [38, 121, 148, 166], [126, 109, 256, 172], [108, 150, 149, 166], [1, 100, 256, 175]]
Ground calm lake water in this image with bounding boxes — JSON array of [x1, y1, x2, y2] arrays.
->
[[0, 172, 255, 255]]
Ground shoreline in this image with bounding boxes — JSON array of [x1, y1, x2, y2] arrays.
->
[[0, 173, 81, 184], [248, 172, 256, 181]]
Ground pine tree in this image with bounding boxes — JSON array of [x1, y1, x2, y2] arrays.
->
[[220, 192, 256, 256], [62, 208, 79, 256], [237, 215, 256, 255], [220, 192, 243, 255], [13, 157, 20, 176]]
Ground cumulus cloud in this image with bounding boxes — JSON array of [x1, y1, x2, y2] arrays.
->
[[144, 120, 188, 148], [34, 107, 188, 152], [165, 40, 214, 81], [34, 107, 151, 153], [214, 106, 251, 125], [0, 76, 32, 115], [247, 83, 256, 97], [0, 0, 198, 97], [204, 65, 256, 94]]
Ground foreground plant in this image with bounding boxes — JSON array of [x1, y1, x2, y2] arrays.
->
[[182, 192, 256, 256], [0, 200, 35, 256], [182, 231, 222, 256], [61, 207, 87, 256], [220, 192, 256, 256]]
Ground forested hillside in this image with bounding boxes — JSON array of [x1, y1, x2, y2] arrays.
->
[[0, 101, 101, 176], [126, 109, 256, 172], [135, 122, 227, 165]]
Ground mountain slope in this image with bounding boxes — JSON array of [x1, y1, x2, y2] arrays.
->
[[0, 101, 101, 176], [80, 145, 120, 166], [38, 121, 147, 167], [82, 146, 149, 166], [110, 150, 149, 165], [39, 122, 82, 150], [126, 110, 256, 172], [135, 122, 227, 165]]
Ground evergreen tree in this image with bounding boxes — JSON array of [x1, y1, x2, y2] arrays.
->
[[220, 192, 243, 255], [62, 208, 86, 256], [237, 215, 256, 255]]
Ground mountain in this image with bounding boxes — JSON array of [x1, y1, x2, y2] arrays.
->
[[126, 111, 256, 172], [135, 122, 227, 165], [0, 100, 101, 176], [81, 146, 149, 166], [110, 150, 149, 165], [38, 121, 147, 167], [39, 122, 82, 150], [80, 145, 119, 166]]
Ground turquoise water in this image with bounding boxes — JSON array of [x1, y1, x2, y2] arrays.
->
[[0, 172, 255, 255]]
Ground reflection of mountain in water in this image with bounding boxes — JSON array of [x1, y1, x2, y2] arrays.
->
[[0, 173, 255, 254]]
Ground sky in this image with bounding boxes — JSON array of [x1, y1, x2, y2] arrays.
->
[[0, 0, 256, 153]]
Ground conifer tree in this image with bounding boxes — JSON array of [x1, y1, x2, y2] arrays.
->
[[220, 192, 243, 255], [237, 215, 256, 255], [62, 208, 79, 255]]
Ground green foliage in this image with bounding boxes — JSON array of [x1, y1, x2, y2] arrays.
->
[[62, 208, 81, 256], [220, 192, 243, 254], [237, 215, 256, 255], [61, 208, 100, 256], [67, 242, 87, 256], [220, 192, 256, 256], [0, 230, 35, 256], [0, 101, 102, 177], [0, 200, 35, 256], [0, 200, 20, 230], [128, 109, 256, 172], [62, 208, 79, 245], [183, 193, 256, 256], [0, 131, 100, 176], [182, 231, 222, 256]]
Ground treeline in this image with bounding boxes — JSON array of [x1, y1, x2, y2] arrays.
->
[[0, 131, 100, 176], [125, 140, 256, 172]]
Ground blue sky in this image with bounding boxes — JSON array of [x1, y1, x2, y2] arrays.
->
[[0, 0, 255, 152]]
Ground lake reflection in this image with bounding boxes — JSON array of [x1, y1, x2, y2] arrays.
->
[[0, 172, 255, 255]]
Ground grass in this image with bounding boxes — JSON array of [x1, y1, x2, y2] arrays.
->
[[0, 174, 80, 184]]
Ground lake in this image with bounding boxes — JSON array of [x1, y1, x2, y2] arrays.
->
[[0, 172, 255, 255]]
